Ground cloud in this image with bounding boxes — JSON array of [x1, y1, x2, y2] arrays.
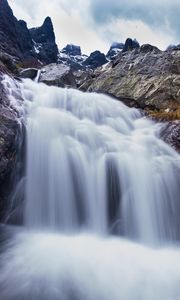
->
[[99, 18, 174, 50], [8, 0, 180, 54], [90, 0, 180, 44], [9, 0, 108, 54]]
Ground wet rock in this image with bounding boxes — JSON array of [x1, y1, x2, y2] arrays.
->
[[0, 75, 23, 221], [161, 121, 180, 152], [19, 68, 39, 80], [39, 63, 77, 88]]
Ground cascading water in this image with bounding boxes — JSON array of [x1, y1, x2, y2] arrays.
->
[[0, 75, 180, 300], [23, 79, 180, 243]]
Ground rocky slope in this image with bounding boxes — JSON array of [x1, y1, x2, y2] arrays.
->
[[83, 44, 180, 114]]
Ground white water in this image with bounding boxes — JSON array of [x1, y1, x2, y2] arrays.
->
[[1, 76, 180, 299], [1, 231, 180, 300], [21, 79, 180, 243]]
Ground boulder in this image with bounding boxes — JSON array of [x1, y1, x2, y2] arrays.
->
[[39, 63, 77, 88]]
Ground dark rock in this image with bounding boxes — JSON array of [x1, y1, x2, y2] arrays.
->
[[0, 1, 58, 64], [61, 44, 81, 56], [0, 51, 19, 74], [0, 74, 23, 221], [0, 0, 23, 58], [19, 68, 39, 80], [161, 121, 180, 152], [123, 38, 140, 52], [83, 50, 108, 69], [16, 20, 33, 56], [29, 17, 58, 64]]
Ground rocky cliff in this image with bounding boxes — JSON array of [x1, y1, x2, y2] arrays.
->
[[83, 45, 180, 114], [0, 0, 58, 64], [0, 74, 24, 220]]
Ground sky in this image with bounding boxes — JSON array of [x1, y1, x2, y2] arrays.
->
[[9, 0, 180, 55]]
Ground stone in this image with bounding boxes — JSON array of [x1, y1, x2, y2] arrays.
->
[[39, 63, 77, 88]]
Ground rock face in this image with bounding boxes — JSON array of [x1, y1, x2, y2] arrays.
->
[[83, 51, 108, 69], [0, 0, 58, 64], [39, 63, 77, 88], [85, 46, 180, 112], [0, 0, 31, 59], [0, 51, 19, 74], [0, 75, 23, 220], [30, 17, 58, 64]]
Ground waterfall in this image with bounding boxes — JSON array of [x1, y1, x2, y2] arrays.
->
[[18, 78, 179, 243], [1, 75, 180, 300]]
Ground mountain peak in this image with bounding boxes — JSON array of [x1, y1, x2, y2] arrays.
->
[[43, 16, 53, 28]]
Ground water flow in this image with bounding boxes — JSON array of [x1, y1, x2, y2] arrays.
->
[[1, 76, 180, 300], [15, 78, 179, 243]]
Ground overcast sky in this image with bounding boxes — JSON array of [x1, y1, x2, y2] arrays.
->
[[9, 0, 180, 55]]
